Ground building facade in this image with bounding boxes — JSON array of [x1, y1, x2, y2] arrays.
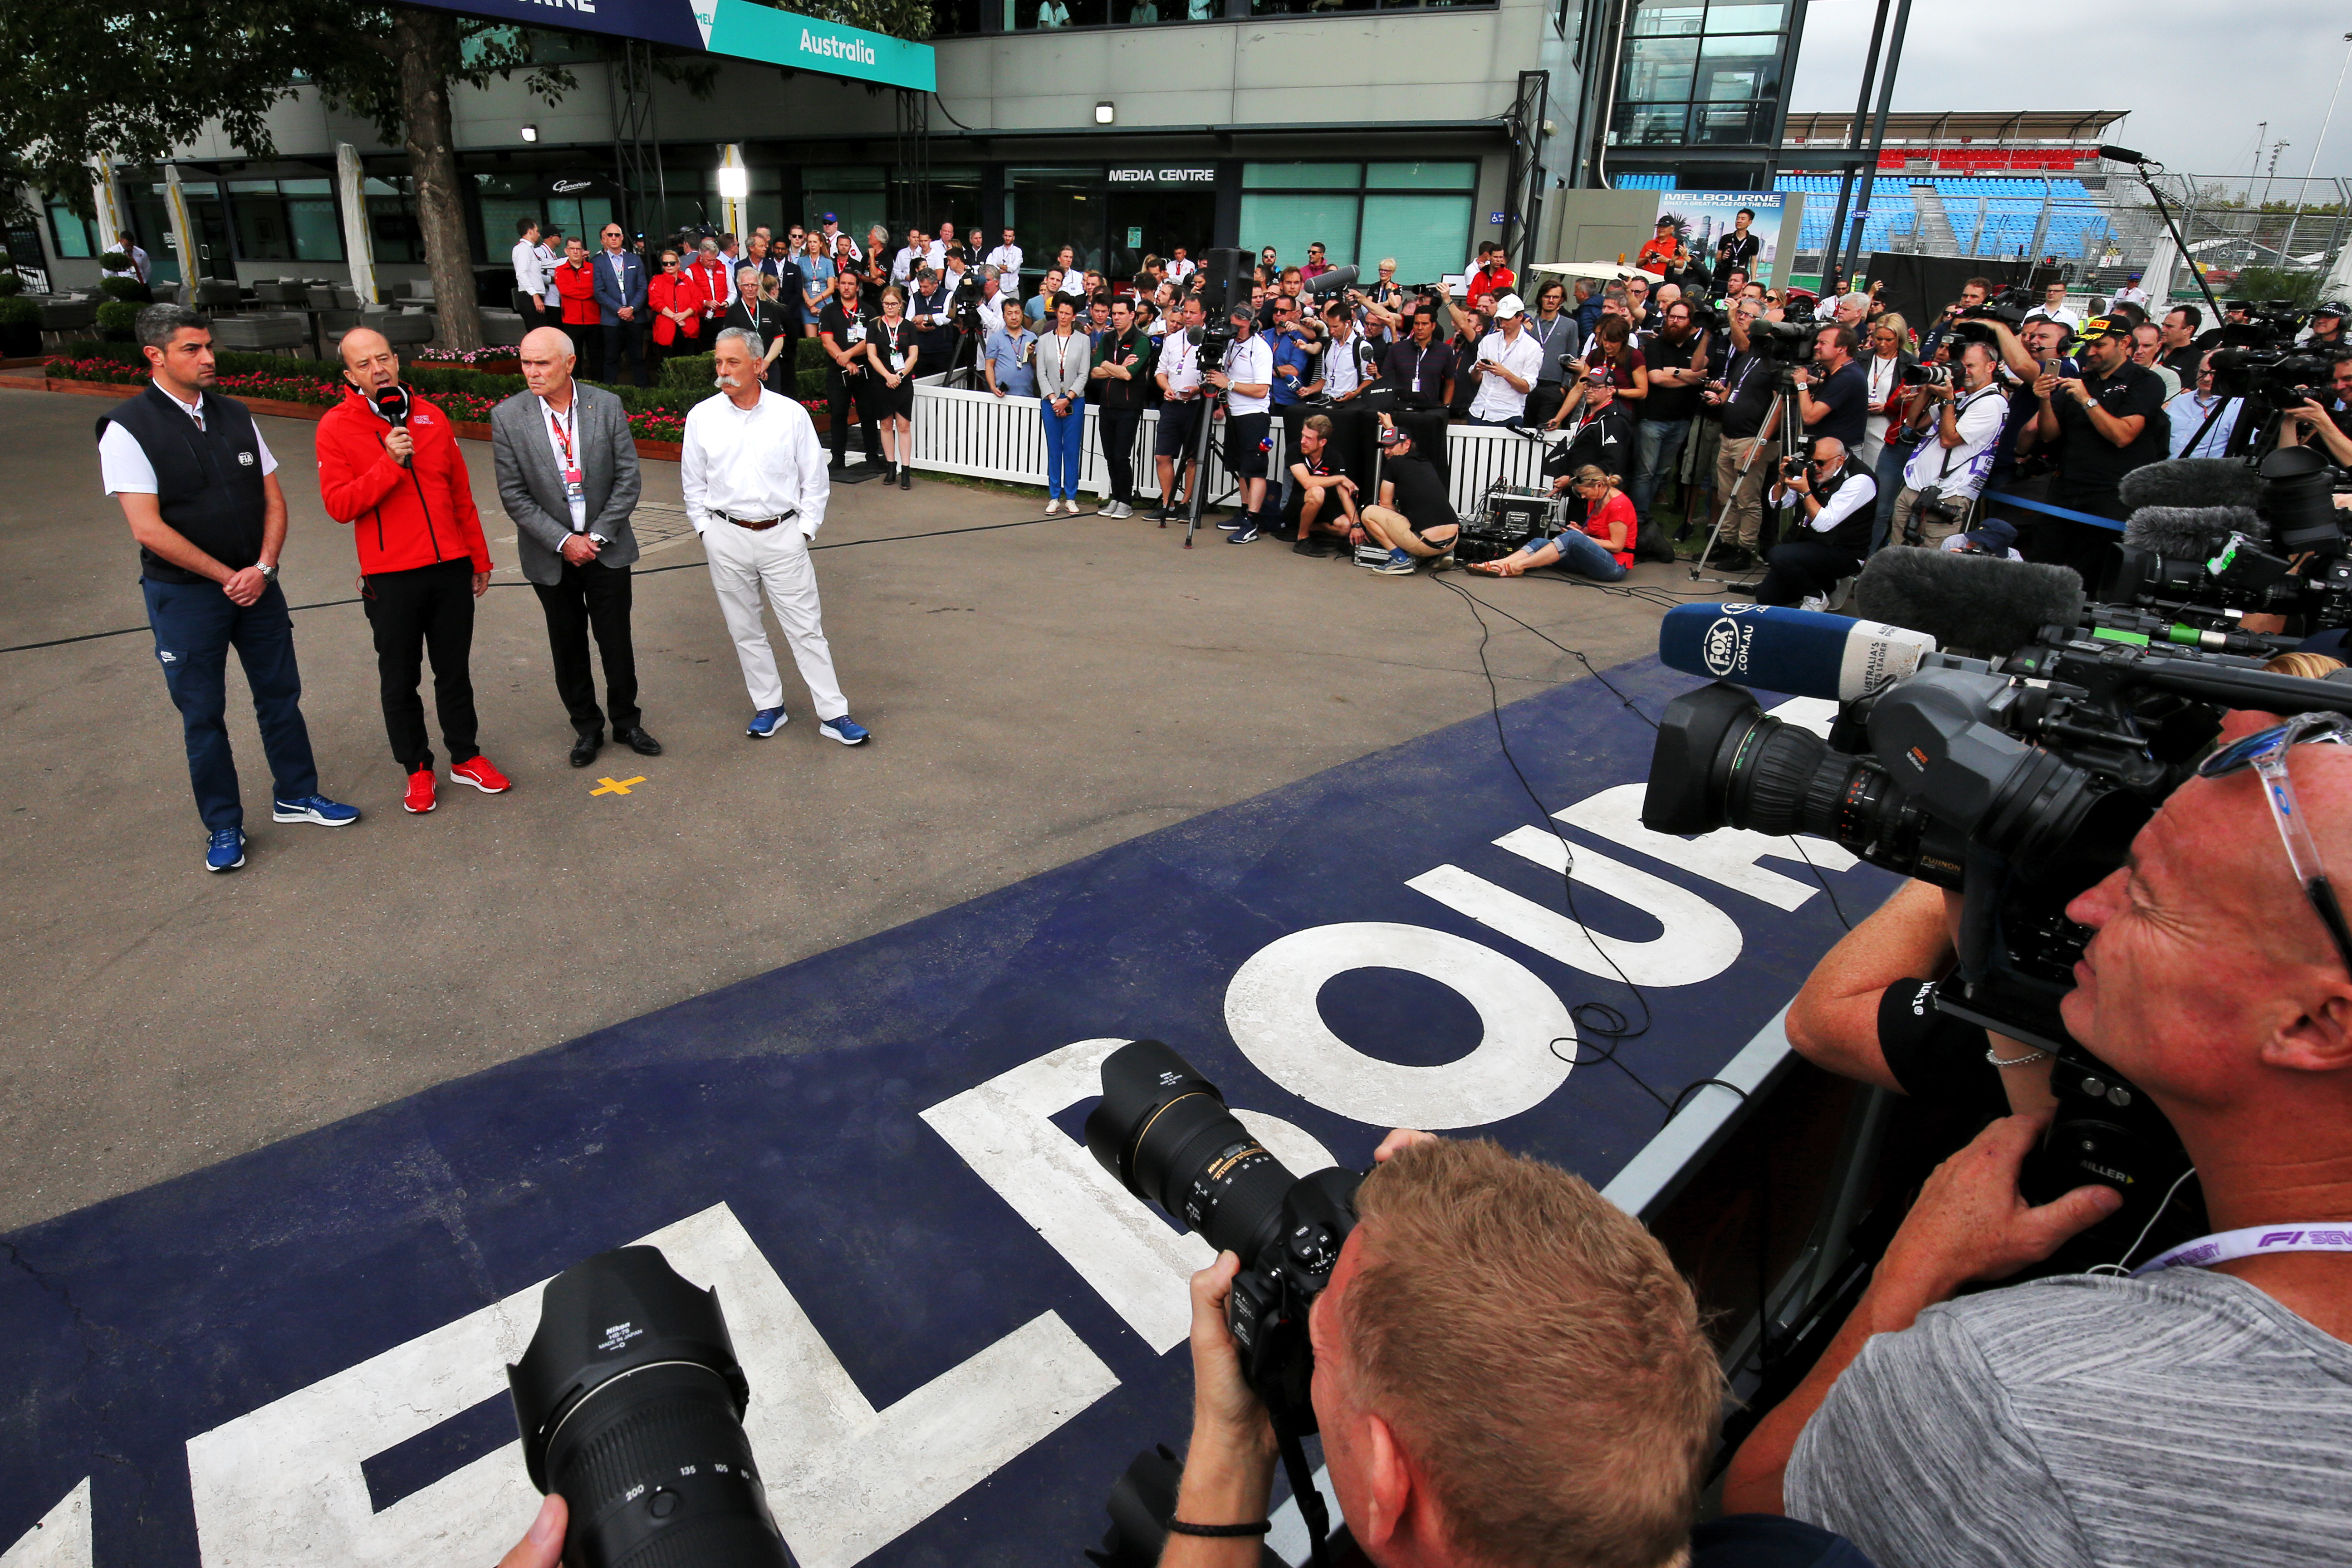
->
[[34, 0, 1593, 299]]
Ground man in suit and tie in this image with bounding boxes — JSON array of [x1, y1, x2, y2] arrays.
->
[[491, 326, 663, 766], [593, 222, 650, 387]]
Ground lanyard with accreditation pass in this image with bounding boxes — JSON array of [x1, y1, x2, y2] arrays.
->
[[2132, 1222, 2352, 1277], [547, 402, 584, 526]]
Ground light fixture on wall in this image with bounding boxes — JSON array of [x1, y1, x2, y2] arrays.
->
[[1094, 102, 1115, 125], [716, 165, 750, 201], [519, 123, 539, 143]]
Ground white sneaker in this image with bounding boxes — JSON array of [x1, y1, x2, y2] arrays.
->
[[1799, 593, 1828, 612], [1045, 498, 1065, 516]]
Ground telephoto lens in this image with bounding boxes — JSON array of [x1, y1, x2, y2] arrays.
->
[[508, 1246, 789, 1568], [1084, 1038, 1296, 1266]]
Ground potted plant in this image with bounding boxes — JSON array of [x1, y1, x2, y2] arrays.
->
[[94, 299, 142, 343]]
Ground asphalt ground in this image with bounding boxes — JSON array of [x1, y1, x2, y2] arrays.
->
[[0, 384, 1702, 1230]]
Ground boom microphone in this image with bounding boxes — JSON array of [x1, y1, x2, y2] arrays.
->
[[2121, 506, 2265, 559], [1852, 550, 2086, 657], [1302, 264, 1361, 298], [2097, 143, 2146, 166], [2117, 458, 2266, 514], [1658, 603, 1936, 703]]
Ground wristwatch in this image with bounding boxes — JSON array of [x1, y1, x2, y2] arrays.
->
[[256, 563, 279, 582]]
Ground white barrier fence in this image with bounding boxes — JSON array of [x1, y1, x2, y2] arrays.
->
[[908, 375, 1560, 521]]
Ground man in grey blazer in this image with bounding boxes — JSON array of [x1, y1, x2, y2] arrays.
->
[[492, 326, 663, 768]]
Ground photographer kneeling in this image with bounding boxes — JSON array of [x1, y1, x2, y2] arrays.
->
[[1750, 436, 1872, 609], [1161, 1136, 1855, 1568], [1729, 712, 2352, 1566]]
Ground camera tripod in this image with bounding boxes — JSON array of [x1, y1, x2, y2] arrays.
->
[[1689, 381, 1796, 584]]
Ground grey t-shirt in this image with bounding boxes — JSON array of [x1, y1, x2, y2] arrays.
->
[[1786, 1269, 2352, 1568]]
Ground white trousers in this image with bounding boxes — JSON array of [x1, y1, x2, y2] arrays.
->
[[701, 519, 848, 720]]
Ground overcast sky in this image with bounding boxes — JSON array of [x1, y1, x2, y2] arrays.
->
[[1788, 0, 2352, 186]]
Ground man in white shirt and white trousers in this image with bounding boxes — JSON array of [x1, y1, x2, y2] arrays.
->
[[681, 328, 871, 747]]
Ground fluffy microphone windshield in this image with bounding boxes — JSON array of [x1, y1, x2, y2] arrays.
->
[[2122, 505, 2266, 559], [2117, 457, 2265, 513], [1853, 550, 2086, 656]]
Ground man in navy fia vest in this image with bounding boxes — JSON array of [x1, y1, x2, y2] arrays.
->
[[97, 305, 358, 871]]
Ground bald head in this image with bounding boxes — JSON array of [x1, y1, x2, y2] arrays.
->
[[519, 326, 577, 402], [1810, 436, 1845, 469], [339, 327, 399, 394], [2065, 718, 2352, 1147]]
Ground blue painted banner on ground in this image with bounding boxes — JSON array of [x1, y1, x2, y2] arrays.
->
[[0, 657, 1888, 1568]]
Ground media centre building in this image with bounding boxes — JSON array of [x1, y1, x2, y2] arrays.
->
[[33, 0, 1596, 299]]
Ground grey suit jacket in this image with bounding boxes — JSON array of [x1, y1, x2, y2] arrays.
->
[[490, 384, 643, 587]]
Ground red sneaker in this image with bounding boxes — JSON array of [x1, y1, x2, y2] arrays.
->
[[449, 755, 513, 794], [402, 767, 437, 814]]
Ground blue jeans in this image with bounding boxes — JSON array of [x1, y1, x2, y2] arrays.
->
[[1630, 416, 1692, 525], [1868, 436, 1912, 554], [1042, 396, 1086, 499], [142, 577, 318, 831], [1547, 529, 1629, 582]]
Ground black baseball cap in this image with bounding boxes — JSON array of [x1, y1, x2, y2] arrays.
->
[[2317, 301, 2350, 321]]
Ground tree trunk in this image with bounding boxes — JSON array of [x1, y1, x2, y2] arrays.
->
[[395, 10, 481, 351]]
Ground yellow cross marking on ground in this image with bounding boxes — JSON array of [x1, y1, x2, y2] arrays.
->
[[591, 775, 647, 797]]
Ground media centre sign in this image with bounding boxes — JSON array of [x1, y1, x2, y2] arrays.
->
[[1108, 166, 1220, 186]]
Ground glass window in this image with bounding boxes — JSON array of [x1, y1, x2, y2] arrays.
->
[[1364, 161, 1478, 190], [47, 201, 95, 259], [1359, 193, 1472, 286], [228, 180, 294, 261], [280, 178, 343, 262], [1244, 162, 1360, 190], [1612, 101, 1692, 146], [1705, 2, 1785, 29], [1011, 0, 1110, 27], [1630, 0, 1703, 35], [804, 167, 890, 251], [366, 176, 424, 265], [1240, 193, 1360, 271], [1623, 34, 1698, 102]]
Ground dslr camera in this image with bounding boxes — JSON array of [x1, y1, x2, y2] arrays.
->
[[1950, 284, 2032, 347], [1643, 615, 2352, 1263]]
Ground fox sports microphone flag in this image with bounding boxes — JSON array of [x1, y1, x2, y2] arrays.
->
[[1659, 603, 1937, 704]]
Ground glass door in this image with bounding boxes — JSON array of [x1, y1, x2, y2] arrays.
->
[[1010, 167, 1106, 279], [1102, 189, 1216, 282]]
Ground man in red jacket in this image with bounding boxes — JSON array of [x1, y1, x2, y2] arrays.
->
[[316, 327, 510, 815]]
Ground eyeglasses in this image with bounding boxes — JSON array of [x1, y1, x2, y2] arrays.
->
[[2196, 710, 2352, 974]]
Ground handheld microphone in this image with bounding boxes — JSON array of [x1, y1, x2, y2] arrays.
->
[[1852, 550, 2086, 657], [1658, 603, 1937, 703], [373, 383, 414, 469]]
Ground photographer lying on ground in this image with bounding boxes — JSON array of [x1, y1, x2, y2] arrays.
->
[[1726, 710, 2352, 1567]]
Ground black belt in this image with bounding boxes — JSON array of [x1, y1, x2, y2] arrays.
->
[[717, 509, 799, 531]]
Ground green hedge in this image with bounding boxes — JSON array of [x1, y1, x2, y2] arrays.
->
[[99, 277, 151, 303], [0, 297, 37, 327], [95, 300, 142, 341], [658, 352, 713, 390], [0, 273, 23, 299]]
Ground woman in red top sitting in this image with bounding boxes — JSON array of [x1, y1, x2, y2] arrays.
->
[[1470, 465, 1633, 582], [645, 247, 705, 382]]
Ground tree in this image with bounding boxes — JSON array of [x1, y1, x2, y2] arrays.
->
[[0, 0, 572, 349]]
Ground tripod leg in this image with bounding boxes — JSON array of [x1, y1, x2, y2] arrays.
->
[[1184, 391, 1221, 549]]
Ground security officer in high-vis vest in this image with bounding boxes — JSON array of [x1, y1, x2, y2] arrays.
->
[[98, 305, 359, 872]]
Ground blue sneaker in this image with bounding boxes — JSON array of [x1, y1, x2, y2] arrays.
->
[[272, 794, 360, 825], [1228, 521, 1259, 544], [747, 706, 789, 738], [205, 828, 245, 872], [1216, 513, 1246, 531], [818, 714, 870, 746], [1372, 549, 1417, 575]]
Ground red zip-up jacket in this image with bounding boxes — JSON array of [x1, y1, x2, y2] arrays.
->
[[315, 384, 492, 576]]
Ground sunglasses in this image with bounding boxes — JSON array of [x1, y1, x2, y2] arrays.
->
[[2196, 710, 2352, 974]]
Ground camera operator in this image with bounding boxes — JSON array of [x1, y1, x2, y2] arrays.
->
[[1753, 435, 1872, 608], [2300, 301, 2349, 351], [1150, 1134, 1870, 1568], [1885, 340, 2007, 549], [1701, 295, 1784, 571], [1379, 306, 1457, 467], [1791, 323, 1869, 452], [1728, 710, 2352, 1567], [1919, 278, 1994, 363], [2027, 314, 2169, 580], [1630, 298, 1710, 539], [1207, 302, 1276, 544], [2278, 346, 2352, 467]]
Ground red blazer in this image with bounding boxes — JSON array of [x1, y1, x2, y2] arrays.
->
[[649, 269, 706, 346], [553, 260, 600, 327], [315, 385, 492, 576]]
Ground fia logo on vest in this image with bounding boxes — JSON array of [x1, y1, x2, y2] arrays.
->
[[237, 450, 255, 466]]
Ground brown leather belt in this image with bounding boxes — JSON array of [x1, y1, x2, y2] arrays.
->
[[718, 510, 795, 531]]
